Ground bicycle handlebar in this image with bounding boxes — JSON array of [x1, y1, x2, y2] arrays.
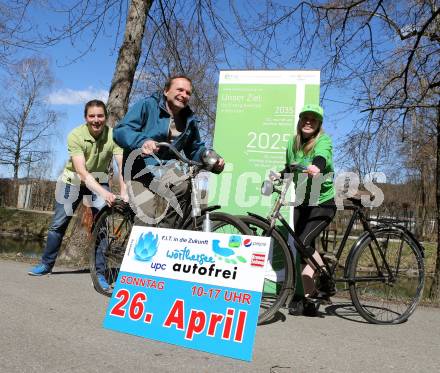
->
[[286, 163, 308, 173], [261, 164, 309, 196], [155, 142, 203, 167]]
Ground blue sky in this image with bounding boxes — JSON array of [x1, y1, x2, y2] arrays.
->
[[0, 2, 356, 179], [44, 44, 118, 177], [8, 6, 122, 178]]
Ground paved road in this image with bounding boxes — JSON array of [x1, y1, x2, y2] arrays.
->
[[1, 260, 439, 373]]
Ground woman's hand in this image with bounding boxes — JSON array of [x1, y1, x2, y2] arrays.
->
[[269, 171, 282, 181], [306, 165, 321, 177]]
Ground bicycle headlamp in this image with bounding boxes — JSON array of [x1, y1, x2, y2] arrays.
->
[[261, 180, 273, 196], [201, 149, 220, 170]]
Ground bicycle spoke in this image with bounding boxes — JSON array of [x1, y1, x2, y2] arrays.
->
[[349, 228, 424, 324], [238, 216, 294, 324], [90, 205, 133, 296]]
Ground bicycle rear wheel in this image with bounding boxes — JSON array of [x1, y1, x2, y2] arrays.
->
[[89, 202, 133, 296], [348, 227, 424, 324], [240, 215, 294, 324]]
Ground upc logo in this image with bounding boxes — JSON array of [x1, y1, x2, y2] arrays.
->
[[134, 231, 159, 262]]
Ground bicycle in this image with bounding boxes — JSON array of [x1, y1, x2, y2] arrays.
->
[[240, 165, 425, 325], [89, 142, 251, 295]]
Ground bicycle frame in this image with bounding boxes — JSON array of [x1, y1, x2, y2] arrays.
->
[[258, 172, 401, 288], [100, 143, 225, 233], [90, 143, 253, 297], [182, 163, 223, 230], [319, 205, 392, 287], [257, 174, 331, 279], [250, 168, 425, 324]]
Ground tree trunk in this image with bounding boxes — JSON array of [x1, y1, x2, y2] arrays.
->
[[67, 1, 153, 265], [415, 163, 427, 239], [13, 156, 19, 180], [13, 130, 22, 180], [429, 101, 440, 300], [106, 0, 153, 128], [57, 204, 91, 267]]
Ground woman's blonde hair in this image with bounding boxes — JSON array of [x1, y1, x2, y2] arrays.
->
[[294, 119, 324, 154]]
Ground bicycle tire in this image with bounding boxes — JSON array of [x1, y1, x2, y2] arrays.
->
[[89, 201, 133, 296], [348, 226, 424, 324], [189, 212, 252, 236], [239, 215, 295, 324]]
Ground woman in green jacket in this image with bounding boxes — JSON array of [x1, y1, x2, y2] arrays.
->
[[285, 103, 336, 316]]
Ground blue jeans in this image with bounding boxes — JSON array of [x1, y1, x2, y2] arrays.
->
[[41, 182, 108, 271]]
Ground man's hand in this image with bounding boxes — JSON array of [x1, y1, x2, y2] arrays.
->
[[212, 157, 225, 174], [141, 140, 159, 156], [114, 153, 129, 202], [102, 190, 117, 207], [119, 183, 129, 203]]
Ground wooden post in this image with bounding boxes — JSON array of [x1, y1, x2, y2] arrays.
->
[[429, 100, 440, 300]]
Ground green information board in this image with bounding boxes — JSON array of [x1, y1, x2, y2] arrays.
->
[[210, 71, 321, 297], [210, 70, 320, 219]]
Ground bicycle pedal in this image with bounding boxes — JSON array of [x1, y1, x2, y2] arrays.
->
[[311, 291, 332, 304], [320, 297, 332, 305]]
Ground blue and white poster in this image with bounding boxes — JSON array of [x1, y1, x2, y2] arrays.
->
[[103, 226, 271, 361]]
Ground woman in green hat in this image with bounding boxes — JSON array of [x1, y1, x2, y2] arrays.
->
[[285, 103, 336, 316]]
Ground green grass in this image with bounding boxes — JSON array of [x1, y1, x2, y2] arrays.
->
[[422, 241, 437, 275], [0, 207, 53, 237]]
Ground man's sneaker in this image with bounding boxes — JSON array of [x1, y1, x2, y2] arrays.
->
[[28, 263, 51, 276], [97, 274, 110, 291]]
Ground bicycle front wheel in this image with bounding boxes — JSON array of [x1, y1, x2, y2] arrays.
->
[[89, 202, 133, 296], [190, 211, 253, 264], [348, 227, 424, 324], [190, 212, 252, 236], [240, 215, 294, 324]]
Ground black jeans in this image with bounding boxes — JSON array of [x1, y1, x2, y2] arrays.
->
[[293, 202, 336, 261]]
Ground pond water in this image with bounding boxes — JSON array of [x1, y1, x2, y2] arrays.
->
[[0, 235, 45, 258]]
